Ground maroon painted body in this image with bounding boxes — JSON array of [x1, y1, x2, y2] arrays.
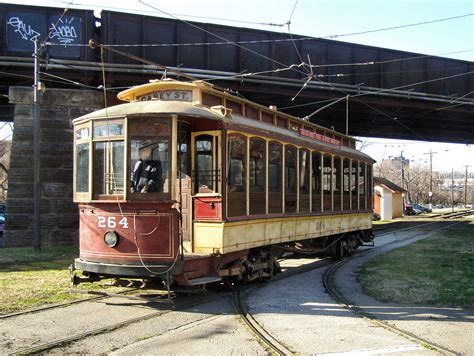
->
[[78, 202, 179, 266], [193, 196, 222, 221]]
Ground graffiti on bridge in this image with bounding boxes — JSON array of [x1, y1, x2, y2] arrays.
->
[[7, 16, 41, 43], [6, 12, 82, 56], [49, 17, 78, 46]]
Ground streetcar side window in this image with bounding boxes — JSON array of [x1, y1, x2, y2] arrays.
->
[[268, 142, 282, 214], [343, 158, 350, 210], [129, 118, 170, 198], [359, 162, 366, 210], [367, 164, 373, 210], [299, 149, 310, 212], [323, 155, 332, 211], [312, 151, 321, 213], [285, 145, 297, 213], [351, 160, 358, 210], [333, 157, 341, 211], [249, 138, 266, 215], [228, 134, 247, 217]]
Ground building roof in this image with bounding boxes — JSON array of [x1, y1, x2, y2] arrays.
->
[[374, 177, 407, 193]]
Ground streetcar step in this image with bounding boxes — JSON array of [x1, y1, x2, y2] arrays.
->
[[188, 275, 222, 286]]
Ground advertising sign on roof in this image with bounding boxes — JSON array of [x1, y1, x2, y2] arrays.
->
[[299, 128, 341, 146]]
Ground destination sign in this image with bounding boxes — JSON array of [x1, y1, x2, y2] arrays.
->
[[299, 128, 341, 146], [137, 90, 192, 102]]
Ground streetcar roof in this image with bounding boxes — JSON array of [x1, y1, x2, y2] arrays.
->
[[72, 100, 223, 124]]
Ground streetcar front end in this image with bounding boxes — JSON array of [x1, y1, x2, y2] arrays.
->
[[72, 109, 183, 285]]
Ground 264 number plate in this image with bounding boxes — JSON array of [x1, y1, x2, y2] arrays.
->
[[97, 216, 129, 229]]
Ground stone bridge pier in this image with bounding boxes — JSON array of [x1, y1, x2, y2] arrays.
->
[[4, 87, 102, 247]]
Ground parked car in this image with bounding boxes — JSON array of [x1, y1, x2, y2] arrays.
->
[[0, 214, 5, 239], [404, 204, 421, 215], [413, 203, 432, 213]]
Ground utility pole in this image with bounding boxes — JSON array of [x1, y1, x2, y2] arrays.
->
[[33, 38, 43, 250], [451, 168, 455, 212], [400, 151, 405, 202], [345, 95, 349, 135], [423, 150, 438, 209], [463, 165, 471, 208]]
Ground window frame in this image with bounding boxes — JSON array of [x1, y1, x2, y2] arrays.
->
[[311, 151, 322, 213], [284, 144, 297, 213], [268, 141, 283, 214], [128, 117, 173, 201], [73, 121, 92, 202], [91, 118, 126, 201], [299, 148, 310, 213], [227, 133, 248, 217], [192, 131, 221, 195], [249, 137, 266, 215]]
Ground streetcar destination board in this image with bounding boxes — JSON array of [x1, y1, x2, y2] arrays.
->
[[137, 90, 192, 102]]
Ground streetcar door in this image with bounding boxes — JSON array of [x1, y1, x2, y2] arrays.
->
[[190, 131, 222, 251], [191, 132, 221, 195], [176, 121, 192, 251]]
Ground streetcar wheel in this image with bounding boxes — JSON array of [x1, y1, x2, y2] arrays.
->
[[223, 276, 246, 291]]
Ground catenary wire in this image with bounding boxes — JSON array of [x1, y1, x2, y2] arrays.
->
[[279, 70, 474, 110], [136, 0, 310, 79], [48, 7, 474, 53], [54, 0, 289, 27]]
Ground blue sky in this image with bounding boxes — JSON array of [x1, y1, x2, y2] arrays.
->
[[1, 0, 473, 171]]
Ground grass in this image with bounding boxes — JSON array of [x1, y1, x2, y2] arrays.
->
[[372, 220, 394, 225], [0, 245, 125, 315], [357, 222, 474, 308]]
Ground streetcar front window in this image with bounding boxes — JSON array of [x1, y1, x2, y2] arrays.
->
[[94, 141, 125, 196], [75, 125, 90, 198], [76, 143, 89, 193], [91, 119, 125, 199], [129, 118, 170, 199]]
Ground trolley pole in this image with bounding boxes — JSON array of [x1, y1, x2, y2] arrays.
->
[[33, 38, 42, 250], [345, 95, 349, 135]]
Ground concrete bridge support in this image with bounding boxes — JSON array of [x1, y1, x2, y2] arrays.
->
[[3, 87, 102, 247]]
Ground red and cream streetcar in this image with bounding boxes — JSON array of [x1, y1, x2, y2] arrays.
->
[[72, 79, 374, 289]]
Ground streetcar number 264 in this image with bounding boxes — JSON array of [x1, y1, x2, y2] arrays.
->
[[97, 216, 129, 229]]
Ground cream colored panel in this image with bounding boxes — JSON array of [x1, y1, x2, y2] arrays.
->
[[193, 222, 224, 253], [265, 219, 282, 245], [195, 213, 372, 254], [295, 217, 310, 240]]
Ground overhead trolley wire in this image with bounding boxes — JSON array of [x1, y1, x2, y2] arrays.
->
[[49, 9, 474, 51], [55, 0, 289, 27], [36, 2, 474, 141], [136, 0, 310, 79], [280, 70, 474, 110], [287, 0, 307, 73]]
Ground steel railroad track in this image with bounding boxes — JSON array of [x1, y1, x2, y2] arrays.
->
[[11, 257, 334, 355], [232, 291, 294, 355], [0, 287, 142, 320], [8, 221, 458, 354], [323, 221, 462, 356]]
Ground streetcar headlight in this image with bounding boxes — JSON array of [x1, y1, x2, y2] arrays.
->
[[104, 231, 119, 247]]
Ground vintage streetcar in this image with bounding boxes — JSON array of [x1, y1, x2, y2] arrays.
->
[[71, 79, 374, 290]]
